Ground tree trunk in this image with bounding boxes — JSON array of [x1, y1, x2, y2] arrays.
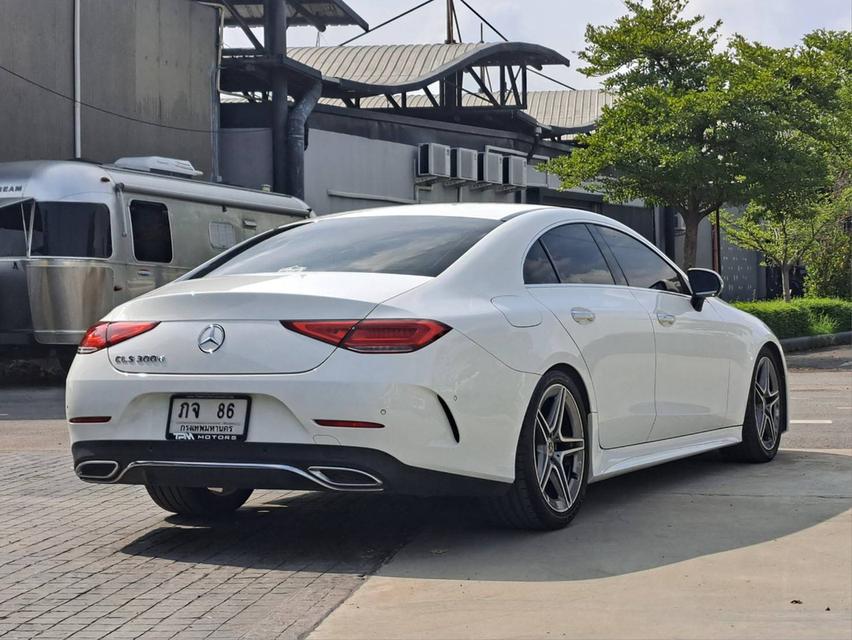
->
[[682, 214, 700, 270], [780, 263, 792, 302]]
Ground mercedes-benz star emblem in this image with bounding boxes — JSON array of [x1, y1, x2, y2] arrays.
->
[[198, 324, 225, 353]]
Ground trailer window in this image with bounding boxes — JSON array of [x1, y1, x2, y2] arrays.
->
[[29, 202, 112, 258], [130, 201, 172, 263], [0, 201, 28, 257]]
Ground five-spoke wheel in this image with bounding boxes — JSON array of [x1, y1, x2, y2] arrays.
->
[[534, 383, 585, 514], [723, 346, 785, 462], [489, 370, 588, 530]]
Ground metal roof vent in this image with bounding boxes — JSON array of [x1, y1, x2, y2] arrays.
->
[[112, 156, 203, 178]]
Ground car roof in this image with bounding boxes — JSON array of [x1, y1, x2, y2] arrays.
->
[[320, 202, 610, 222]]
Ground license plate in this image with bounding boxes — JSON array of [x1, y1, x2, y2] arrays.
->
[[167, 396, 251, 441]]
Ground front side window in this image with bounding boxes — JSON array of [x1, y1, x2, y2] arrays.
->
[[595, 226, 687, 294], [539, 223, 615, 285], [30, 202, 112, 258], [0, 201, 28, 257], [130, 201, 172, 263], [206, 215, 500, 278]]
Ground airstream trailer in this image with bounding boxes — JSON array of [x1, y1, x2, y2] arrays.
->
[[0, 158, 312, 370]]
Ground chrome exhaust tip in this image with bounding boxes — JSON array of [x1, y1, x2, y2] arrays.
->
[[75, 460, 120, 482], [307, 466, 383, 491]]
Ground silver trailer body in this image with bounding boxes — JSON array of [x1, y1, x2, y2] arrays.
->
[[0, 161, 311, 360]]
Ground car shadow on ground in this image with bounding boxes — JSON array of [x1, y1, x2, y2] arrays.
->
[[121, 449, 851, 581]]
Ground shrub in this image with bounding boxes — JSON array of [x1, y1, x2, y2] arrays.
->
[[731, 298, 852, 339]]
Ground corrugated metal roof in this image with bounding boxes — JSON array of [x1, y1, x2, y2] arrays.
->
[[316, 89, 615, 131], [524, 90, 616, 130], [219, 0, 368, 30], [284, 43, 570, 94], [288, 43, 490, 86]]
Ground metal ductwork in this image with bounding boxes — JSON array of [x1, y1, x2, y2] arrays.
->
[[286, 80, 322, 200]]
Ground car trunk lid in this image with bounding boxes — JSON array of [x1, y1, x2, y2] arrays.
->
[[106, 272, 430, 374]]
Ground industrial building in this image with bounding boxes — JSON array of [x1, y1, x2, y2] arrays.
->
[[0, 0, 766, 299]]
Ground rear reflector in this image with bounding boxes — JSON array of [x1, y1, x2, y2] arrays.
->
[[315, 419, 385, 429], [78, 321, 159, 354], [69, 416, 112, 424], [282, 319, 450, 353]]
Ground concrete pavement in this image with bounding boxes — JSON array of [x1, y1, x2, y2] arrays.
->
[[309, 449, 851, 640], [310, 346, 852, 640], [0, 345, 849, 639]]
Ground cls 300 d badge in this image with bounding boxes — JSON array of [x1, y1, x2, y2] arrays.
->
[[114, 355, 166, 365]]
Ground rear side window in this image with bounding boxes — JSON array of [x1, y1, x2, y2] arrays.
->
[[595, 226, 687, 294], [206, 215, 500, 278], [539, 224, 614, 285], [523, 240, 559, 284], [30, 202, 112, 258], [130, 201, 172, 263]]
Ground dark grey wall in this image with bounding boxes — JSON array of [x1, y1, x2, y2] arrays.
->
[[0, 0, 218, 176], [0, 0, 75, 162], [80, 0, 219, 176]]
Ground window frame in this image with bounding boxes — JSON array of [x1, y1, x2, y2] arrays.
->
[[129, 199, 174, 265], [522, 220, 692, 297], [589, 223, 692, 298], [27, 200, 114, 260], [522, 221, 619, 288]]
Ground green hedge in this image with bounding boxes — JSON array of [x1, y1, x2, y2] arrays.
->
[[732, 298, 852, 339]]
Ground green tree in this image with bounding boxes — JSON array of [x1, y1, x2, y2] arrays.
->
[[721, 203, 841, 302], [546, 0, 833, 268], [722, 30, 851, 300]]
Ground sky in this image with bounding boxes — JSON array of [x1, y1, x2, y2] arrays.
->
[[225, 0, 852, 91]]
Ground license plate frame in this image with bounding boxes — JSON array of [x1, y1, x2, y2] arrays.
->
[[166, 395, 252, 442]]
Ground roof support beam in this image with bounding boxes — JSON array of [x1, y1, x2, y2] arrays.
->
[[466, 67, 498, 106], [423, 85, 440, 108], [384, 93, 400, 109], [221, 0, 265, 53], [290, 1, 327, 32], [507, 65, 522, 106]]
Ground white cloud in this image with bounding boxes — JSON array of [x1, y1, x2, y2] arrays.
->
[[226, 0, 851, 90]]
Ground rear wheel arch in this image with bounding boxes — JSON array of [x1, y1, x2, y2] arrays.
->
[[545, 363, 592, 415]]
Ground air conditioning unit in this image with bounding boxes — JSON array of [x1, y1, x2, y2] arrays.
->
[[527, 163, 548, 188], [417, 143, 451, 183], [113, 156, 202, 178], [451, 148, 478, 182], [502, 156, 527, 190], [476, 152, 502, 186]]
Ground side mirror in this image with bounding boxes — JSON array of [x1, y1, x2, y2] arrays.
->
[[687, 268, 724, 311]]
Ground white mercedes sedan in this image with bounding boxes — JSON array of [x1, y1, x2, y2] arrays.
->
[[67, 204, 787, 530]]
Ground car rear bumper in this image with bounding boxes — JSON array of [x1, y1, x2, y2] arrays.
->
[[67, 331, 539, 484], [71, 440, 510, 496]]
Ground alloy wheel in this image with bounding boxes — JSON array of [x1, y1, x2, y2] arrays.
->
[[534, 383, 585, 513], [753, 356, 781, 450]]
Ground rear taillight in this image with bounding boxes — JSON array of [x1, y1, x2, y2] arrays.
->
[[282, 319, 450, 353], [78, 321, 159, 354]]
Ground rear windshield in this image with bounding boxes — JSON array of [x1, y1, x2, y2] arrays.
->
[[206, 215, 500, 278], [30, 202, 112, 258]]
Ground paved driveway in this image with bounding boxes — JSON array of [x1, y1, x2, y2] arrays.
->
[[0, 345, 849, 639]]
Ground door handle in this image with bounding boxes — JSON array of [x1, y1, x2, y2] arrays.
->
[[656, 312, 676, 327], [137, 269, 151, 277], [570, 307, 596, 324]]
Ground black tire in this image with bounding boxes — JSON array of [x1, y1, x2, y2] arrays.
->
[[722, 346, 785, 463], [487, 370, 589, 530], [145, 485, 253, 517]]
